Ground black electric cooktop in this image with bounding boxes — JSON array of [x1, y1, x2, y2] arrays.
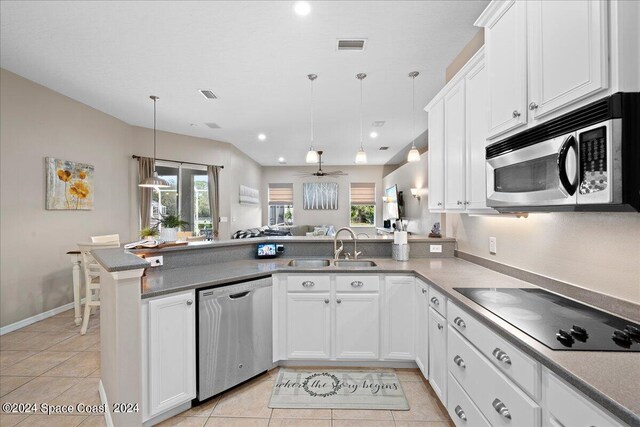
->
[[455, 288, 640, 352]]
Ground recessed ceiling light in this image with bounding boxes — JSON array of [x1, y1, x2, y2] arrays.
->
[[258, 133, 266, 141], [278, 157, 286, 164], [294, 1, 311, 16], [370, 131, 378, 138]]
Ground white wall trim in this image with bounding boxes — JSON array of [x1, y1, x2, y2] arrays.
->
[[98, 380, 114, 427], [0, 299, 84, 335]]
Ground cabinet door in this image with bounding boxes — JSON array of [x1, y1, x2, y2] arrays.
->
[[427, 97, 445, 211], [485, 0, 527, 138], [528, 0, 608, 119], [383, 276, 415, 360], [415, 282, 429, 377], [148, 291, 196, 416], [464, 58, 493, 211], [444, 80, 466, 211], [335, 293, 380, 359], [428, 307, 447, 405], [287, 293, 331, 359]]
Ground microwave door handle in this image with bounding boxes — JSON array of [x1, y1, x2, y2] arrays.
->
[[558, 135, 578, 196]]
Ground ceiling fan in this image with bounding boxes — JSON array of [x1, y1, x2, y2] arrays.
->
[[296, 151, 348, 177]]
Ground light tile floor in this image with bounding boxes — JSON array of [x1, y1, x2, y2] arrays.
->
[[0, 310, 453, 427]]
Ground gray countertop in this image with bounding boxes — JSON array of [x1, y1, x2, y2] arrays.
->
[[141, 257, 639, 425]]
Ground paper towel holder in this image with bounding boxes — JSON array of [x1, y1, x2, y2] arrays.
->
[[410, 188, 421, 202]]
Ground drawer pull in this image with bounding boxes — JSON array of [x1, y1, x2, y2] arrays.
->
[[492, 348, 512, 365], [350, 280, 364, 288], [302, 281, 315, 287], [324, 298, 330, 304], [454, 405, 467, 422], [437, 323, 443, 330], [430, 296, 440, 306], [337, 298, 342, 304], [421, 288, 427, 294], [186, 299, 193, 306], [492, 398, 512, 420], [453, 355, 466, 369], [454, 316, 466, 329]]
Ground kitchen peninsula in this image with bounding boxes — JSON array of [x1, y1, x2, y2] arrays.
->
[[93, 237, 639, 427]]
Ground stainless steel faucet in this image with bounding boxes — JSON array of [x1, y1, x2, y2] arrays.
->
[[333, 227, 360, 260]]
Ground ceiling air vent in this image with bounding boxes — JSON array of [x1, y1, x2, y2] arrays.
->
[[205, 122, 221, 129], [371, 121, 385, 127], [199, 89, 218, 99], [379, 146, 389, 151], [337, 39, 367, 51]]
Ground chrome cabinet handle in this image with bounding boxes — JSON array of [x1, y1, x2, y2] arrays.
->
[[430, 297, 440, 305], [492, 348, 512, 365], [437, 202, 442, 206], [453, 355, 466, 369], [454, 405, 467, 422], [512, 110, 521, 118], [529, 102, 538, 110], [464, 201, 469, 205], [457, 200, 463, 205], [337, 299, 342, 304], [324, 298, 330, 304], [454, 317, 466, 329], [302, 281, 315, 287], [350, 280, 364, 288], [421, 288, 427, 294], [186, 299, 193, 306], [437, 323, 443, 330], [492, 398, 511, 420]]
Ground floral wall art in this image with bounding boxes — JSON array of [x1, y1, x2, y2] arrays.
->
[[303, 182, 338, 210], [45, 157, 94, 210]]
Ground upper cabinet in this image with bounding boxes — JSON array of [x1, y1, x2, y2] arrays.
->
[[443, 80, 466, 211], [427, 98, 445, 212], [527, 1, 608, 119], [482, 0, 528, 137], [476, 0, 610, 140]]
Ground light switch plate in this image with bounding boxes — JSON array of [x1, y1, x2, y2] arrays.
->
[[489, 237, 497, 255], [430, 245, 442, 253], [220, 217, 228, 223]]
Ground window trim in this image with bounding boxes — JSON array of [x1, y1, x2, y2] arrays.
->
[[349, 183, 376, 227]]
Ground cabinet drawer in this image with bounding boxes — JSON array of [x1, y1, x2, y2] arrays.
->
[[542, 368, 624, 427], [448, 326, 540, 427], [448, 372, 491, 427], [448, 301, 540, 399], [429, 287, 447, 317], [336, 275, 379, 292], [287, 275, 330, 292]]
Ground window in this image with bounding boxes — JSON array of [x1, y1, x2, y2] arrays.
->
[[150, 162, 211, 235], [268, 183, 294, 226], [350, 183, 376, 227]]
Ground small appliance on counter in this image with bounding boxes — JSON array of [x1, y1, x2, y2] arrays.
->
[[256, 242, 284, 259]]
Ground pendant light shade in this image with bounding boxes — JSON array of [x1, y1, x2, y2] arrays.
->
[[354, 73, 368, 164], [407, 71, 420, 163], [305, 74, 319, 164], [139, 96, 170, 188]]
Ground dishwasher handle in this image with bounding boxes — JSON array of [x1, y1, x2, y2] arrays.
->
[[229, 291, 251, 299]]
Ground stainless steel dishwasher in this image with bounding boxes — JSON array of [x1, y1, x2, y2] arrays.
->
[[197, 278, 272, 401]]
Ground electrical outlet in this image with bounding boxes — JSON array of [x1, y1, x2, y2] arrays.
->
[[220, 217, 228, 223], [144, 255, 163, 267], [489, 237, 497, 255], [430, 245, 442, 253]]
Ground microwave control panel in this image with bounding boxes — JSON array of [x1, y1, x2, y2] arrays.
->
[[578, 126, 608, 194]]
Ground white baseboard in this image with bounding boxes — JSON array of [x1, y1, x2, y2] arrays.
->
[[98, 380, 114, 427], [0, 300, 84, 335]]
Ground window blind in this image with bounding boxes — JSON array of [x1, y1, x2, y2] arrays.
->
[[268, 183, 293, 205], [350, 183, 376, 205]]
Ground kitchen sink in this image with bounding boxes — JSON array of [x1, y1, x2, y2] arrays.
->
[[333, 260, 377, 267], [287, 259, 331, 268]]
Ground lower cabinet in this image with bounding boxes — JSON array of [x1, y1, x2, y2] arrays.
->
[[286, 292, 331, 359], [415, 281, 429, 377], [428, 306, 447, 404], [383, 276, 416, 360], [335, 293, 380, 359], [448, 372, 491, 427], [144, 290, 196, 420]]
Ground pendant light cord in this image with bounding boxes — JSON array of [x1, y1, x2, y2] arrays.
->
[[412, 75, 415, 147], [153, 97, 157, 172], [359, 77, 363, 147], [311, 77, 314, 146]]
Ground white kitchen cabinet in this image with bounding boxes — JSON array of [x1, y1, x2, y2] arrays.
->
[[415, 281, 429, 377], [427, 97, 445, 212], [527, 0, 608, 120], [480, 0, 528, 138], [428, 306, 447, 405], [286, 293, 331, 359], [444, 79, 467, 211], [383, 276, 415, 360], [335, 293, 380, 359], [146, 290, 196, 418]]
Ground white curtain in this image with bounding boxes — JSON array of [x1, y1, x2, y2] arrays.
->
[[207, 165, 221, 238]]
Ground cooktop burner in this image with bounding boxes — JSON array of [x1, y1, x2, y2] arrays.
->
[[455, 288, 640, 352]]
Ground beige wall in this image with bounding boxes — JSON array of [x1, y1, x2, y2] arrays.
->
[[0, 69, 263, 328], [446, 213, 640, 303], [261, 165, 385, 235], [382, 152, 441, 235], [445, 29, 484, 83]]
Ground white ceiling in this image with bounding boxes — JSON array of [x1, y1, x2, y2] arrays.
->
[[0, 1, 488, 166]]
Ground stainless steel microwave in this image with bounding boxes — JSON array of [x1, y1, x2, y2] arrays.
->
[[486, 93, 639, 212]]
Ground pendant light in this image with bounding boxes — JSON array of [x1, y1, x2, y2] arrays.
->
[[407, 71, 421, 162], [139, 96, 170, 188], [305, 74, 319, 164], [354, 73, 368, 164]]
